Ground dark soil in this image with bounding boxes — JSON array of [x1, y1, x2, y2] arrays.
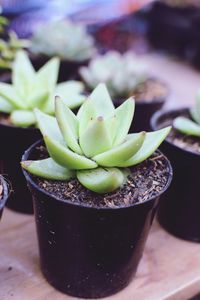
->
[[31, 146, 170, 208], [0, 113, 13, 126], [158, 110, 200, 154], [133, 78, 168, 103]]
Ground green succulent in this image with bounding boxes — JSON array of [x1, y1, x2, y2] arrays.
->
[[0, 13, 30, 69], [79, 51, 148, 98], [173, 94, 200, 137], [0, 50, 85, 127], [22, 83, 171, 194], [31, 20, 96, 62]]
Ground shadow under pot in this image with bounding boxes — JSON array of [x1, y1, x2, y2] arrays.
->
[[29, 53, 89, 82], [0, 114, 41, 214], [22, 140, 172, 299], [0, 175, 9, 220], [113, 78, 169, 133], [151, 108, 200, 242]]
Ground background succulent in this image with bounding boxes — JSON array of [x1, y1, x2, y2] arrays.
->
[[79, 51, 148, 98], [31, 19, 96, 62], [173, 94, 200, 137], [0, 50, 85, 127], [0, 14, 30, 69], [22, 84, 171, 194]]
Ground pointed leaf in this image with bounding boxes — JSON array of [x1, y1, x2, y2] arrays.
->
[[93, 131, 145, 167], [80, 116, 112, 157], [88, 83, 115, 117], [174, 117, 200, 136], [55, 81, 85, 109], [44, 135, 97, 170], [12, 50, 35, 98], [55, 97, 82, 154], [36, 57, 59, 91], [0, 95, 14, 113], [77, 167, 125, 194], [34, 109, 63, 142], [0, 82, 27, 109], [21, 158, 75, 180], [112, 98, 135, 146], [10, 110, 36, 127], [27, 89, 49, 109], [118, 127, 171, 167], [190, 107, 200, 125], [78, 98, 97, 137]]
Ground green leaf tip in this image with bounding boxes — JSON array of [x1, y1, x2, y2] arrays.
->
[[22, 85, 170, 194]]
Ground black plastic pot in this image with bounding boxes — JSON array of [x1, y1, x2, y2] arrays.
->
[[29, 53, 89, 82], [151, 108, 200, 242], [0, 175, 9, 220], [0, 120, 41, 214], [22, 140, 172, 298]]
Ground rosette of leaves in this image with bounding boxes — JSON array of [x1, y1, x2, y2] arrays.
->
[[0, 14, 30, 69], [79, 51, 148, 98], [173, 95, 200, 137], [31, 20, 96, 62], [0, 50, 85, 127], [22, 84, 171, 194]]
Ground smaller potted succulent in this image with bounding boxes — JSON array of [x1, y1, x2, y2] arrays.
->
[[30, 19, 96, 82], [0, 13, 30, 82], [151, 95, 200, 242], [0, 175, 9, 220], [22, 84, 172, 298], [79, 51, 169, 132], [0, 50, 85, 214]]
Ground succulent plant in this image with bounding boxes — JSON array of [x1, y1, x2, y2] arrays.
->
[[79, 51, 148, 98], [31, 20, 96, 62], [173, 95, 200, 137], [0, 50, 85, 127], [22, 83, 171, 194], [0, 14, 30, 69]]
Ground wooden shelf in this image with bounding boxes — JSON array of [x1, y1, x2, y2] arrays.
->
[[1, 208, 200, 300]]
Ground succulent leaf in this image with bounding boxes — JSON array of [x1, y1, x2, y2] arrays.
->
[[12, 50, 35, 98], [36, 57, 59, 91], [21, 158, 75, 180], [77, 167, 125, 194], [35, 109, 63, 142], [27, 89, 49, 109], [44, 135, 97, 170], [10, 110, 36, 127], [55, 97, 82, 154], [89, 83, 115, 117], [93, 131, 145, 167], [111, 97, 135, 146], [0, 95, 14, 113], [0, 82, 27, 109], [118, 127, 171, 167], [80, 116, 112, 157], [173, 117, 200, 137], [190, 107, 200, 125], [78, 98, 97, 137]]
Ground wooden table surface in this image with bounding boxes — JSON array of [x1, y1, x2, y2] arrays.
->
[[1, 54, 200, 300]]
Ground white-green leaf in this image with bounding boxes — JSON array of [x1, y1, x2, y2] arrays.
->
[[118, 127, 171, 167], [93, 131, 145, 167], [35, 109, 63, 142], [10, 110, 36, 127], [0, 95, 14, 113], [27, 89, 49, 109], [55, 81, 85, 109], [12, 50, 35, 98], [0, 82, 27, 109], [36, 57, 59, 92], [21, 158, 75, 180], [112, 97, 135, 146], [77, 167, 125, 193], [78, 98, 97, 137], [44, 135, 97, 170], [174, 117, 200, 137], [88, 83, 115, 117], [190, 107, 200, 125], [80, 116, 112, 157], [55, 97, 82, 154]]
